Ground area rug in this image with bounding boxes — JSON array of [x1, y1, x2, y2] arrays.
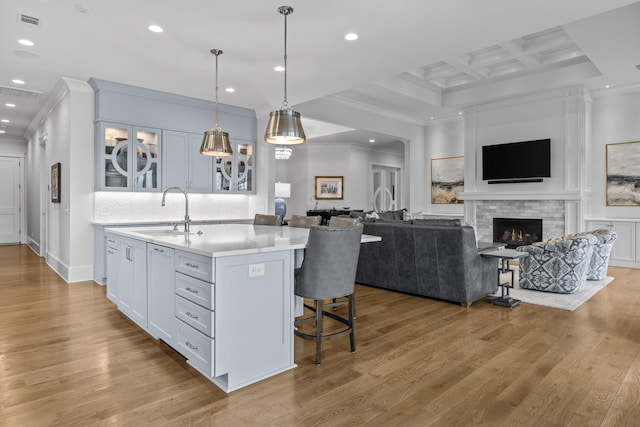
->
[[491, 273, 614, 311]]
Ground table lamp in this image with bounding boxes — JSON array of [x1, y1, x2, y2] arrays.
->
[[275, 182, 291, 218]]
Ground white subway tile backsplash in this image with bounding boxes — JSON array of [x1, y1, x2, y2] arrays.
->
[[94, 192, 250, 222]]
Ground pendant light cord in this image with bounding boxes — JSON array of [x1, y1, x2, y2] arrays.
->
[[215, 50, 220, 128], [281, 7, 290, 108]]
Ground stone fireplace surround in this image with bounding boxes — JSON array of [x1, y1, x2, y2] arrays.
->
[[471, 199, 567, 244]]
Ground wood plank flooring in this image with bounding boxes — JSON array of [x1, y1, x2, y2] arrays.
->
[[1, 244, 639, 426]]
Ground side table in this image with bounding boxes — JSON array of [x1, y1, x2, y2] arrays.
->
[[481, 248, 530, 308]]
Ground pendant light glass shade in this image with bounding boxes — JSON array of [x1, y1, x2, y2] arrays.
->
[[264, 6, 306, 145], [201, 49, 233, 157], [275, 145, 292, 160]]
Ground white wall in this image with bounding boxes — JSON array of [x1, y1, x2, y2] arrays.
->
[[424, 119, 465, 216], [465, 88, 587, 195], [0, 136, 27, 153], [278, 142, 404, 217], [25, 78, 95, 282], [297, 97, 423, 211], [590, 87, 640, 219], [25, 131, 45, 253]]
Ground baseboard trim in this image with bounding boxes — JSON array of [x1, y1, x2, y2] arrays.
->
[[26, 237, 40, 256]]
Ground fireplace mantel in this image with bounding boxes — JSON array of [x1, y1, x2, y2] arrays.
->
[[460, 190, 588, 201]]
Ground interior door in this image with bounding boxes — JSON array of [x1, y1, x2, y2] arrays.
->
[[0, 157, 21, 244], [371, 165, 400, 212]]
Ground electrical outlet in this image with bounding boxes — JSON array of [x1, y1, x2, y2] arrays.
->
[[248, 263, 265, 277]]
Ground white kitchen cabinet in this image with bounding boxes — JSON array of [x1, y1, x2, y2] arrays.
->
[[96, 122, 162, 192], [117, 236, 148, 329], [162, 130, 213, 193], [105, 234, 119, 303], [148, 243, 176, 347], [587, 220, 637, 266]]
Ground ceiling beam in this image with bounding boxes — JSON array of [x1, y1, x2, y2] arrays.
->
[[499, 41, 540, 67]]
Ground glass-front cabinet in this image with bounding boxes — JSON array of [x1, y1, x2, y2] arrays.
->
[[214, 139, 255, 194], [97, 122, 161, 191]]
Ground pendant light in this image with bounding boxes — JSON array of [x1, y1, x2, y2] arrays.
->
[[264, 5, 306, 145], [200, 49, 233, 156], [275, 145, 292, 160]]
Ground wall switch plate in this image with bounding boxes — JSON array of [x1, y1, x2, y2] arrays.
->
[[248, 263, 265, 277]]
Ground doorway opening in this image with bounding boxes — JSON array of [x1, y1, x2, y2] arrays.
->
[[371, 165, 401, 212]]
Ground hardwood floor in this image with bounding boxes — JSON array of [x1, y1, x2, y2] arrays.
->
[[1, 244, 639, 426]]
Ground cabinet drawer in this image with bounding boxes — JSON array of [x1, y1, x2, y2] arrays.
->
[[175, 295, 214, 337], [175, 250, 214, 282], [175, 272, 214, 310], [176, 320, 213, 376], [107, 236, 118, 249]]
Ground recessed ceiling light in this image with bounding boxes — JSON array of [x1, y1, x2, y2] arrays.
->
[[458, 111, 463, 115], [430, 116, 434, 120], [1, 119, 10, 123], [274, 66, 285, 72], [345, 33, 358, 41], [369, 139, 375, 143], [225, 87, 235, 93], [5, 103, 16, 108], [75, 4, 91, 13], [148, 24, 163, 33], [18, 39, 34, 46], [12, 79, 25, 85], [0, 130, 5, 134], [605, 84, 610, 89]]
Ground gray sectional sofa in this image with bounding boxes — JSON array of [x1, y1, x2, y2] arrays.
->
[[355, 220, 499, 306]]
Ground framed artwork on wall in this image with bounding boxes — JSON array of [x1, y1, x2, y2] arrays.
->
[[51, 162, 61, 203], [315, 176, 344, 200], [431, 156, 464, 204], [606, 141, 640, 206]]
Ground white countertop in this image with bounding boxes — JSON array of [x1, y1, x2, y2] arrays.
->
[[106, 224, 381, 257], [94, 218, 252, 227]]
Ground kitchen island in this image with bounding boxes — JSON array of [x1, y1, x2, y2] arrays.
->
[[105, 223, 379, 392]]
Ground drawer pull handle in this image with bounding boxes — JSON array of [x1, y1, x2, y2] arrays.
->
[[186, 287, 199, 294], [154, 248, 164, 253], [185, 341, 198, 351], [185, 262, 199, 269], [186, 311, 198, 320]]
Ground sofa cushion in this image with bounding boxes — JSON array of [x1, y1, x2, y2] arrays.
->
[[412, 218, 461, 226]]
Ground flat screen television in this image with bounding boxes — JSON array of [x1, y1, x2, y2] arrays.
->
[[482, 139, 551, 182]]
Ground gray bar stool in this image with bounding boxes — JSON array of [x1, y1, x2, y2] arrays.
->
[[294, 224, 364, 365], [289, 214, 322, 228], [253, 213, 283, 226]]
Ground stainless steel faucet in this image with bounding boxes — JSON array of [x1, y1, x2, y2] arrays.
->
[[161, 186, 191, 232]]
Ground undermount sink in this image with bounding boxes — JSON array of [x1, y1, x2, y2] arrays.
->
[[140, 229, 201, 236]]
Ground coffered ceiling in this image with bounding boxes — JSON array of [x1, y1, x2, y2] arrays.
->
[[1, 1, 639, 149]]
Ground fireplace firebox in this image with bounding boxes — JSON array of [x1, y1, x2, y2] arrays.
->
[[493, 217, 542, 248]]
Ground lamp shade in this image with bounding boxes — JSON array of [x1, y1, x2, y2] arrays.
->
[[265, 109, 306, 144], [275, 182, 291, 198], [200, 128, 233, 156]]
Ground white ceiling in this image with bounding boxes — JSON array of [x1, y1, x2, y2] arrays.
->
[[1, 0, 640, 150]]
